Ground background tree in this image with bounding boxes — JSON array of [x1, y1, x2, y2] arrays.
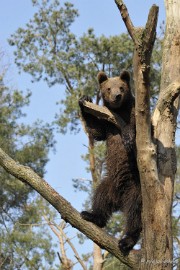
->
[[0, 55, 58, 269]]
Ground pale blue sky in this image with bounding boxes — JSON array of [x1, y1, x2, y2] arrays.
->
[[0, 0, 167, 267]]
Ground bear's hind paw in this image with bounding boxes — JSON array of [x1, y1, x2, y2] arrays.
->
[[81, 211, 106, 228], [118, 235, 136, 256]]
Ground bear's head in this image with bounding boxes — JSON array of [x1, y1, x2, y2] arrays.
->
[[97, 71, 132, 110]]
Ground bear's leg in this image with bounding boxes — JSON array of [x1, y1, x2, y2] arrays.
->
[[81, 179, 113, 228], [119, 194, 142, 255]]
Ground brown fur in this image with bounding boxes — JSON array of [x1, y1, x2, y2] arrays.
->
[[79, 71, 142, 255]]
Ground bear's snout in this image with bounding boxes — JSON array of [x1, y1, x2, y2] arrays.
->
[[115, 93, 122, 101], [111, 91, 122, 103]]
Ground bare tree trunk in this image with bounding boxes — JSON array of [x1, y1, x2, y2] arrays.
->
[[115, 0, 180, 269], [150, 1, 180, 268], [93, 243, 103, 270], [88, 137, 104, 270], [89, 136, 99, 186]]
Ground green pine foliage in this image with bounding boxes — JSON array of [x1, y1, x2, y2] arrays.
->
[[0, 69, 57, 268], [103, 256, 131, 270]]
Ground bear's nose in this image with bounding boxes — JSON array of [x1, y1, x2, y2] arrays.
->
[[115, 93, 122, 101]]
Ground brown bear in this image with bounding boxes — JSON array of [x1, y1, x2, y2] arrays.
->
[[79, 70, 142, 255]]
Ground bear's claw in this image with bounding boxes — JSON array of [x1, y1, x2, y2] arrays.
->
[[79, 95, 92, 107]]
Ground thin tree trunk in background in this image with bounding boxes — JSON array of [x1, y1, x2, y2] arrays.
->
[[88, 136, 99, 186], [93, 243, 103, 270], [88, 136, 104, 270]]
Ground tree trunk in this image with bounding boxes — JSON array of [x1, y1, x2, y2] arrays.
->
[[137, 0, 180, 268], [134, 0, 180, 268], [88, 136, 104, 270], [115, 0, 180, 269], [150, 1, 180, 269], [93, 243, 103, 270]]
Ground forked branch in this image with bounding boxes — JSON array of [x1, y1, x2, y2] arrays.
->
[[115, 0, 159, 144], [115, 0, 158, 53]]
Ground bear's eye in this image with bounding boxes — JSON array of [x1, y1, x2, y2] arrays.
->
[[120, 87, 124, 92], [107, 87, 111, 92]]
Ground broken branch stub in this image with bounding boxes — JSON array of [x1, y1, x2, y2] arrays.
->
[[82, 101, 126, 130]]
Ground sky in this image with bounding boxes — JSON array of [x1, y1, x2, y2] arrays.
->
[[0, 0, 167, 268]]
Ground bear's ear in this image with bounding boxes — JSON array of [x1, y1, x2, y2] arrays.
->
[[120, 70, 130, 84], [97, 71, 108, 84]]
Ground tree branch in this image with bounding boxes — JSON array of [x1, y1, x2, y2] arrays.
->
[[0, 147, 139, 269], [153, 81, 180, 117], [144, 5, 159, 47], [114, 0, 135, 41], [152, 81, 180, 176], [82, 101, 126, 130], [60, 224, 87, 270], [152, 81, 180, 135]]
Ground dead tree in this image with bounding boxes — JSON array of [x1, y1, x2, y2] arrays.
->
[[115, 0, 180, 269]]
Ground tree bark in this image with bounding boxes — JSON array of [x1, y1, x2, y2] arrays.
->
[[150, 0, 180, 268], [93, 243, 103, 270], [89, 136, 104, 270]]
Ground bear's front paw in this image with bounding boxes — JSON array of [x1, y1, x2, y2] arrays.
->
[[118, 235, 135, 256], [81, 211, 106, 228], [79, 95, 92, 108]]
